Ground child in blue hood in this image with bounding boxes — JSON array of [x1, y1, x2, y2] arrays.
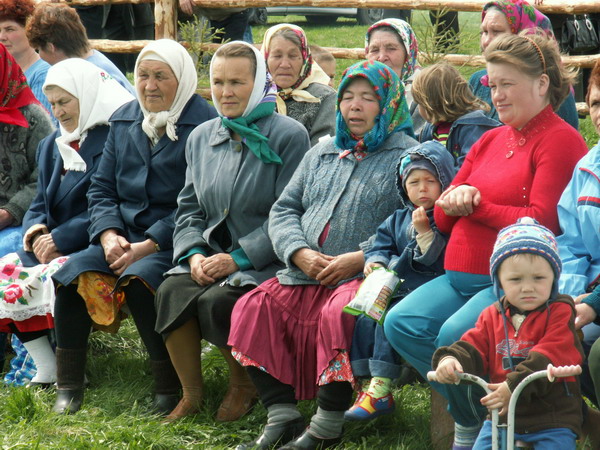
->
[[346, 140, 456, 421]]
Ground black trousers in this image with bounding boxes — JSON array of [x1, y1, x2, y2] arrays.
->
[[210, 9, 250, 43]]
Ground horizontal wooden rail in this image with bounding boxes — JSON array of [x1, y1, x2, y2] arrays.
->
[[65, 0, 600, 13], [89, 40, 600, 69], [577, 102, 590, 116], [191, 0, 600, 14]]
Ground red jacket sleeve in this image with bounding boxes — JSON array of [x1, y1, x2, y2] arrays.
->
[[468, 129, 587, 234]]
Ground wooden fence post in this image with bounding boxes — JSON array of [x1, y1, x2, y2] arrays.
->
[[155, 0, 178, 40], [430, 389, 454, 450]]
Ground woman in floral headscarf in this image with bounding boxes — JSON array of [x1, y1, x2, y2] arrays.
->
[[229, 60, 417, 449], [0, 44, 53, 257], [262, 23, 336, 146], [365, 18, 423, 134], [469, 0, 579, 129]]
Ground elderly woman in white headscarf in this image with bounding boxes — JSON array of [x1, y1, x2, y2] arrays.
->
[[153, 40, 310, 423], [51, 40, 217, 415], [0, 58, 133, 389]]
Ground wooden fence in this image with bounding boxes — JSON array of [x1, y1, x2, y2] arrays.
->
[[67, 0, 598, 113]]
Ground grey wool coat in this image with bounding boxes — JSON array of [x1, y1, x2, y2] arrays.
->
[[0, 104, 54, 224], [168, 112, 311, 287], [269, 131, 419, 286], [285, 82, 337, 147]]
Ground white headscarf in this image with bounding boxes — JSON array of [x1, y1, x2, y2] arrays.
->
[[209, 40, 275, 118], [135, 39, 198, 145], [43, 58, 135, 172]]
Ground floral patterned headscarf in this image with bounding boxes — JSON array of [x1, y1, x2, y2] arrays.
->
[[365, 18, 420, 83], [482, 0, 554, 37], [0, 43, 39, 128], [335, 60, 414, 159], [261, 23, 330, 115]]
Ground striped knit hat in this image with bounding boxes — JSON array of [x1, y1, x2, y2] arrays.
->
[[490, 217, 561, 299]]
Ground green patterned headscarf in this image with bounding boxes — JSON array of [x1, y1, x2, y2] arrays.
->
[[335, 60, 414, 159], [211, 41, 281, 164]]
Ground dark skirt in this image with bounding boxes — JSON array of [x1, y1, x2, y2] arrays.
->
[[154, 273, 252, 347], [52, 244, 174, 291], [228, 277, 360, 400]]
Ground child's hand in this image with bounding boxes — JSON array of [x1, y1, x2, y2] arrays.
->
[[481, 381, 511, 416], [364, 262, 384, 276], [412, 207, 431, 235], [435, 357, 463, 384]]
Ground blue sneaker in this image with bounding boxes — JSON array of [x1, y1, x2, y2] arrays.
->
[[344, 392, 395, 421]]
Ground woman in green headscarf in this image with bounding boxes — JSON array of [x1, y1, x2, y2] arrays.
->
[[153, 41, 311, 423]]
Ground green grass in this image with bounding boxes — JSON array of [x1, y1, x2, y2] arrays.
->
[[0, 320, 432, 448], [1, 13, 598, 449]]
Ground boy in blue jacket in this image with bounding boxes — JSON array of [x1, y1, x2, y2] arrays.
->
[[345, 140, 455, 420]]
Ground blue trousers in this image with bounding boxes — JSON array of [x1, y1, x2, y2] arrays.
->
[[0, 226, 22, 373], [350, 297, 402, 379], [383, 271, 496, 426], [0, 226, 22, 257], [474, 420, 576, 449]]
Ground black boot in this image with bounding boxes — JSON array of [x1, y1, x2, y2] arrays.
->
[[236, 417, 305, 450], [279, 430, 341, 449], [52, 348, 86, 414], [150, 359, 181, 415]]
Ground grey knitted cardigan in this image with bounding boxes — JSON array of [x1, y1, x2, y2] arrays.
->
[[0, 104, 53, 224], [269, 131, 418, 285]]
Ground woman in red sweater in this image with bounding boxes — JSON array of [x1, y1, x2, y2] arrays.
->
[[384, 32, 587, 449]]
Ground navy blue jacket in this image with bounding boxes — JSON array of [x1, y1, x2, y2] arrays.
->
[[17, 126, 109, 267], [419, 110, 500, 169], [365, 141, 456, 296], [53, 95, 217, 289]]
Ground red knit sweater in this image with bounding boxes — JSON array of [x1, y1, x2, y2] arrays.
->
[[434, 105, 587, 275]]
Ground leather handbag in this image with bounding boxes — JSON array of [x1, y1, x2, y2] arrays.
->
[[560, 14, 600, 54]]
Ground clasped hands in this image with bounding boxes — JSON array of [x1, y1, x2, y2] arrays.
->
[[436, 356, 511, 416], [100, 230, 156, 276], [436, 185, 481, 217], [292, 248, 364, 286], [189, 253, 239, 286], [23, 224, 63, 264]]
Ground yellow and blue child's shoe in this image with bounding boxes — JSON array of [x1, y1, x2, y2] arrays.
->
[[344, 392, 395, 421]]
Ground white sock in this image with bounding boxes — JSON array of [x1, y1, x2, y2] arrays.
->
[[22, 336, 56, 383]]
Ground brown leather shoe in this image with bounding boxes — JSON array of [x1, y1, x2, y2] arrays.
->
[[215, 382, 258, 422], [162, 397, 201, 423]]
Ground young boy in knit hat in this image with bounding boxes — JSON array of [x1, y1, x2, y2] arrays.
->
[[432, 217, 584, 449], [345, 141, 455, 420]]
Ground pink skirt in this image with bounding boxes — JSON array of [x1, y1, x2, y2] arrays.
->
[[228, 277, 360, 400]]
